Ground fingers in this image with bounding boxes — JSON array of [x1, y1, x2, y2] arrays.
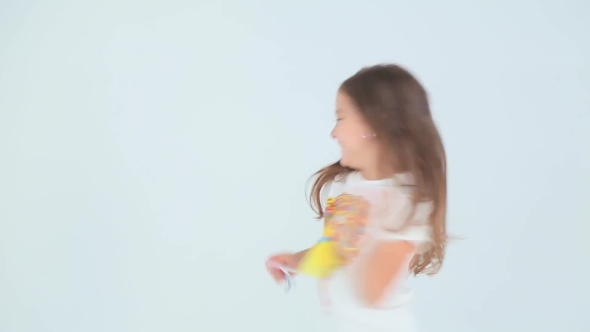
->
[[271, 256, 296, 269], [267, 254, 299, 285], [266, 261, 285, 283]]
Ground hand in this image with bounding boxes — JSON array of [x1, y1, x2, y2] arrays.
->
[[266, 252, 299, 284]]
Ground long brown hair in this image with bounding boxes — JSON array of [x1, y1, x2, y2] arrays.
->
[[309, 64, 447, 275]]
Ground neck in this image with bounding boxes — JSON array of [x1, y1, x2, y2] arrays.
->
[[359, 165, 396, 180]]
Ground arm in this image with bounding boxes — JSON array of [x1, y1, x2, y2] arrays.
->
[[358, 240, 416, 306], [345, 184, 430, 307], [293, 248, 309, 264], [267, 248, 310, 282]]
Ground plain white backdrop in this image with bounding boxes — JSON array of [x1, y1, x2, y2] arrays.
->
[[1, 1, 589, 331]]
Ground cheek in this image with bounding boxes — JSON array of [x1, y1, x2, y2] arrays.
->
[[341, 134, 365, 152], [335, 124, 355, 143], [335, 122, 370, 152]]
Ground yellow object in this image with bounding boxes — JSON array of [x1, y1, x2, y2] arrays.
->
[[297, 194, 370, 278], [297, 224, 344, 278]]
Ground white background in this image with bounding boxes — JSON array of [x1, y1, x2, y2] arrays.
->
[[1, 1, 588, 331]]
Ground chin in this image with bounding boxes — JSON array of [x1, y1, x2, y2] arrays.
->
[[340, 156, 363, 171], [339, 157, 352, 169], [339, 156, 347, 166]]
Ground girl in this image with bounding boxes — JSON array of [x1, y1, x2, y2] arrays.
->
[[267, 64, 447, 332]]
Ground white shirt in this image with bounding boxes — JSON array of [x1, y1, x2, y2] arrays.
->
[[320, 172, 434, 331]]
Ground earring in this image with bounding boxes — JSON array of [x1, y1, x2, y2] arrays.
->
[[362, 133, 377, 139]]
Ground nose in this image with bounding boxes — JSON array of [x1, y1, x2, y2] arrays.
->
[[330, 127, 336, 139]]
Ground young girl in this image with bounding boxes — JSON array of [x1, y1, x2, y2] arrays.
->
[[267, 64, 447, 332]]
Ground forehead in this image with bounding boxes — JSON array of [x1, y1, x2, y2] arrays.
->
[[336, 92, 356, 114]]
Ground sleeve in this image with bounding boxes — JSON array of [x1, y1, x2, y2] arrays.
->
[[346, 184, 434, 247]]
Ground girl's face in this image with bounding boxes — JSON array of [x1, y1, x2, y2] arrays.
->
[[331, 92, 379, 169]]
